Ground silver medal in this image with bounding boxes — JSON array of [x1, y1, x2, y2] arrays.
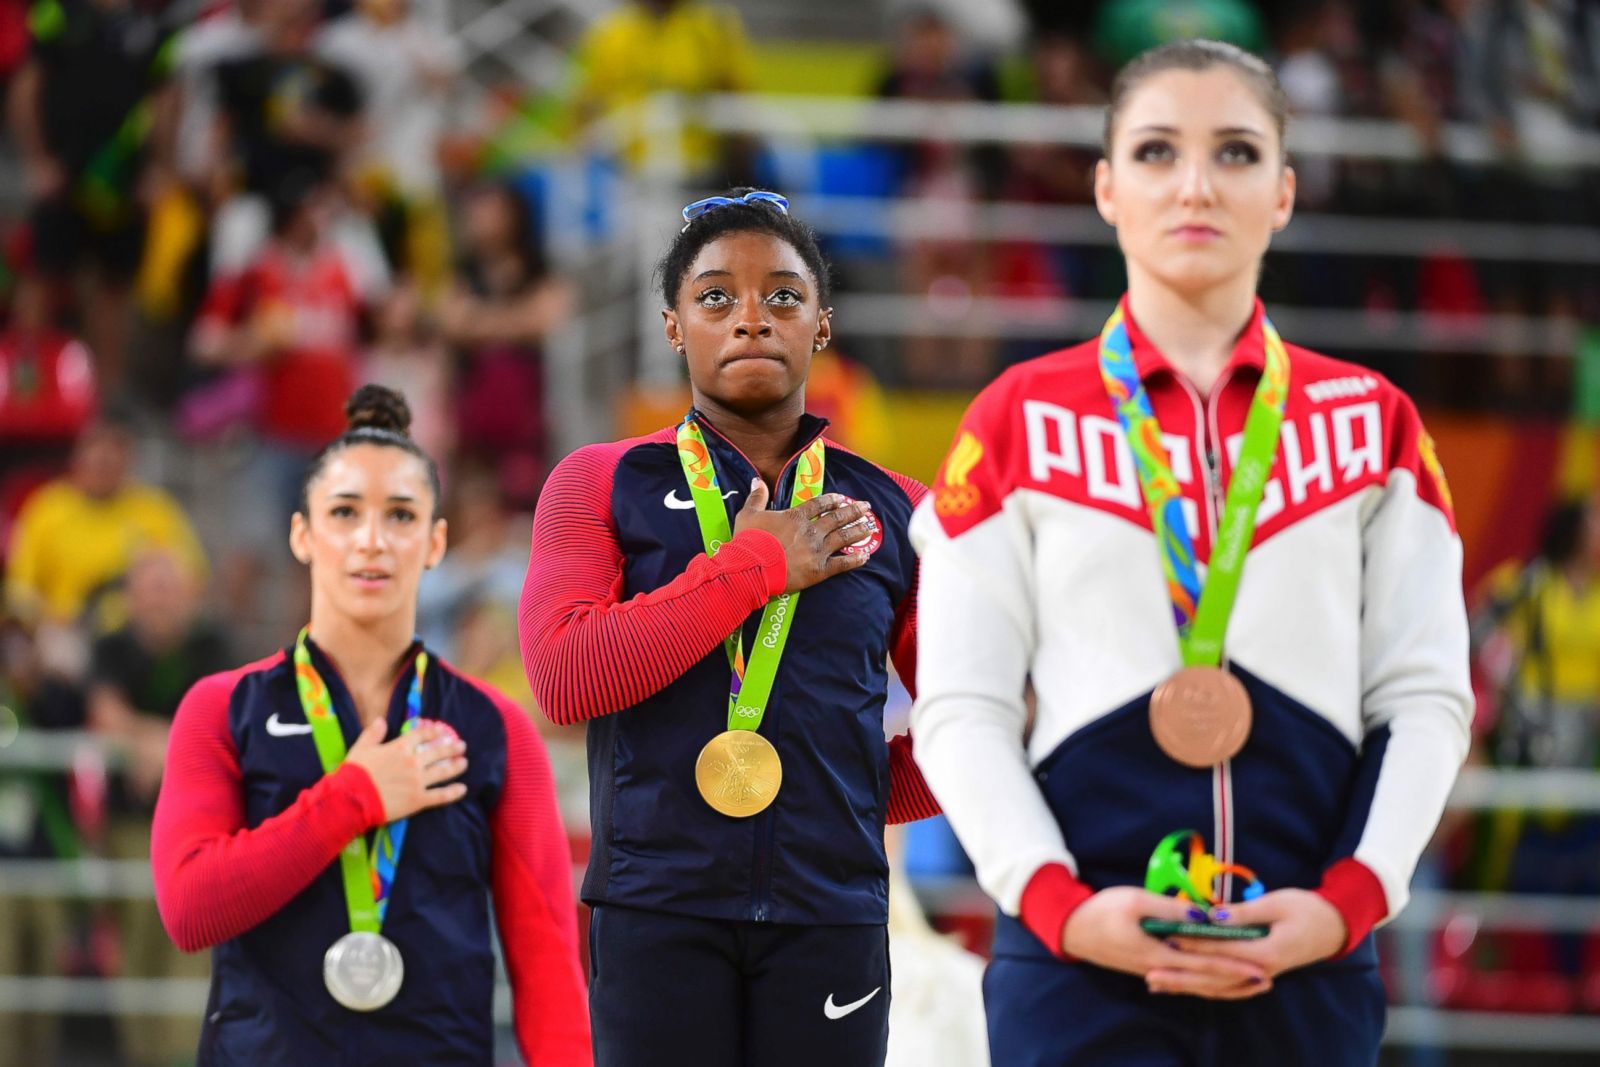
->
[[323, 931, 404, 1011]]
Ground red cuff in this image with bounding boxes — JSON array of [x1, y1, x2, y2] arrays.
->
[[1314, 857, 1389, 957], [1019, 862, 1094, 959], [724, 529, 788, 597], [331, 762, 387, 831]]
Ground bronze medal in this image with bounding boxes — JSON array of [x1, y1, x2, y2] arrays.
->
[[1148, 666, 1252, 768], [695, 730, 783, 817]]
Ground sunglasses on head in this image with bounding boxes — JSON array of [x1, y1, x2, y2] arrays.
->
[[680, 190, 790, 229]]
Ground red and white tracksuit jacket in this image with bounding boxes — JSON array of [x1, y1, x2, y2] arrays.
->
[[910, 297, 1472, 964]]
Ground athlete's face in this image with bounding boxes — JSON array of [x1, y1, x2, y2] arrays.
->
[[1095, 67, 1295, 297], [290, 445, 446, 628], [663, 231, 831, 416]]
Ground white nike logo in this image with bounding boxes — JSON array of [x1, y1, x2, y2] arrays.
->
[[265, 713, 314, 737], [823, 987, 881, 1020], [663, 489, 738, 510]]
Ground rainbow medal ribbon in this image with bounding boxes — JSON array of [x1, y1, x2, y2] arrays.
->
[[294, 629, 426, 1011], [1097, 305, 1290, 768], [676, 416, 826, 817]]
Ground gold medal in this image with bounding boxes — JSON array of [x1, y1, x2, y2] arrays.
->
[[1148, 667, 1252, 768], [695, 730, 783, 817]]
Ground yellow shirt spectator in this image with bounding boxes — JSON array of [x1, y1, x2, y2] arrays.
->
[[5, 418, 206, 627], [6, 480, 206, 626], [1471, 541, 1600, 890], [570, 0, 756, 174], [1481, 558, 1600, 710]]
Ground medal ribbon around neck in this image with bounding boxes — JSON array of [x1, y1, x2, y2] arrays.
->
[[676, 418, 825, 731], [1097, 306, 1290, 666], [294, 629, 427, 932]]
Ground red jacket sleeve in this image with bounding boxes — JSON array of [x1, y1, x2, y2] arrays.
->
[[883, 470, 940, 825], [150, 661, 387, 953], [1316, 857, 1390, 957], [519, 439, 790, 725], [1019, 862, 1096, 958], [885, 734, 939, 824], [475, 680, 593, 1067]]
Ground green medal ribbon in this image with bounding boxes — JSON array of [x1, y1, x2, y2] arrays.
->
[[675, 417, 825, 730], [293, 630, 426, 934], [1097, 305, 1291, 665]]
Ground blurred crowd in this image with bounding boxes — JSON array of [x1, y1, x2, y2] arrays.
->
[[0, 0, 1596, 1064], [0, 2, 577, 1063], [1403, 488, 1600, 1023], [848, 0, 1600, 403]]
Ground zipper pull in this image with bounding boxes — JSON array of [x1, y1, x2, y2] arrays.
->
[[1202, 447, 1225, 515]]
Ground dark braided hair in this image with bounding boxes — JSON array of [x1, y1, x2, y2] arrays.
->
[[297, 384, 443, 519], [655, 187, 832, 309]]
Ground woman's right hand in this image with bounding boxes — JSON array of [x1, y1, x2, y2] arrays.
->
[[344, 718, 469, 822], [1061, 886, 1272, 1000], [732, 480, 876, 592]]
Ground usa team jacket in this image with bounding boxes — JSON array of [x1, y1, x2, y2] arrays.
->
[[519, 411, 939, 926], [910, 298, 1472, 963], [150, 638, 591, 1066]]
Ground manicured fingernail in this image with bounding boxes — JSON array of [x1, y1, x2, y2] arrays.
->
[[1247, 976, 1263, 986], [1165, 940, 1181, 950], [1186, 907, 1208, 922], [1213, 909, 1231, 922]]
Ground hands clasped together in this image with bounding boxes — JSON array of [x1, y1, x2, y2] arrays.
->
[[1062, 886, 1349, 999]]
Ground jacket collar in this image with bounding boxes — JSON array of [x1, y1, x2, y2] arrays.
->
[[1117, 293, 1269, 384], [686, 407, 830, 470], [294, 629, 428, 728]]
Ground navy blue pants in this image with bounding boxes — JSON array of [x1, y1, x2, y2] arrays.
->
[[589, 904, 889, 1067], [984, 954, 1386, 1067]]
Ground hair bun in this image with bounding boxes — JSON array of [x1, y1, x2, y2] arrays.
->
[[345, 384, 412, 437]]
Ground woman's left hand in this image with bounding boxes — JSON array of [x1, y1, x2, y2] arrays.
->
[[1151, 889, 1347, 996]]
